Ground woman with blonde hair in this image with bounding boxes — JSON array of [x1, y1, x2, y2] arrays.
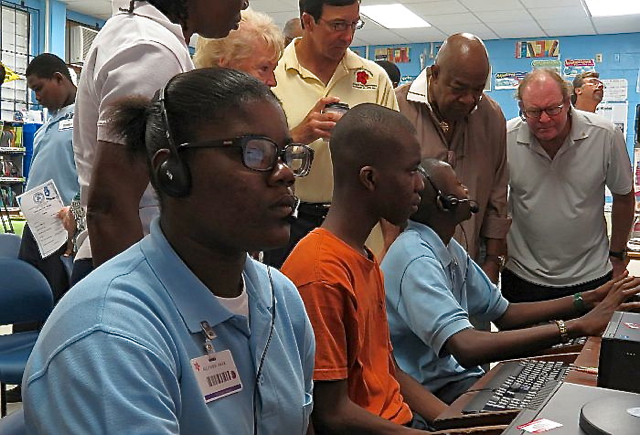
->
[[194, 9, 284, 87]]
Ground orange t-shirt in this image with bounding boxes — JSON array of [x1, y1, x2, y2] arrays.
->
[[282, 228, 412, 425]]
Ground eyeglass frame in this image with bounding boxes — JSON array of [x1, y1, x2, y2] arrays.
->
[[519, 102, 566, 120], [317, 17, 365, 32], [176, 135, 315, 177]]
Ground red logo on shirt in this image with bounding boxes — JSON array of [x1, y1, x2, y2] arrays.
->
[[352, 68, 377, 90], [356, 71, 369, 85]]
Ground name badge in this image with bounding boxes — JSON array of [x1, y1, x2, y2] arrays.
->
[[58, 119, 73, 131], [191, 349, 243, 403]]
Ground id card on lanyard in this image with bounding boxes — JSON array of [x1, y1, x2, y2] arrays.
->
[[191, 321, 243, 403]]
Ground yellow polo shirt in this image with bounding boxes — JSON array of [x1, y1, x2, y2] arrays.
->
[[273, 43, 399, 204]]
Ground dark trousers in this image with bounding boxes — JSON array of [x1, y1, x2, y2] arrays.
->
[[70, 258, 94, 286], [262, 202, 330, 269], [15, 225, 70, 332], [501, 268, 613, 303]]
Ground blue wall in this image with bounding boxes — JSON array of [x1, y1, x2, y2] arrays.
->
[[356, 32, 640, 155]]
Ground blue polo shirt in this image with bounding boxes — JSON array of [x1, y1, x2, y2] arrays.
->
[[381, 221, 509, 393], [24, 219, 315, 434], [26, 104, 79, 205]]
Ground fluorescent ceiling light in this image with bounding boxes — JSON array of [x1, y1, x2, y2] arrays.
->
[[585, 0, 640, 17], [360, 4, 431, 29]]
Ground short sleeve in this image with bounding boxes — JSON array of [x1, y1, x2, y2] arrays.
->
[[605, 127, 633, 195], [24, 330, 180, 434], [464, 260, 510, 321], [398, 256, 473, 356], [298, 281, 357, 381], [95, 42, 185, 144]]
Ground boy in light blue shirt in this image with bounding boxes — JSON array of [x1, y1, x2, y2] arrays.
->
[[19, 54, 78, 302], [382, 159, 640, 404]]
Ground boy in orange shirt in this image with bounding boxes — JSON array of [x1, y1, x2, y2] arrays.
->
[[282, 103, 446, 433]]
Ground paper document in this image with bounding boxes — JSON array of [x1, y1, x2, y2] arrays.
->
[[18, 180, 67, 258]]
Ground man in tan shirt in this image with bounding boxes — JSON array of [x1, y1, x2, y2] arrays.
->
[[395, 33, 510, 283], [265, 0, 398, 267]]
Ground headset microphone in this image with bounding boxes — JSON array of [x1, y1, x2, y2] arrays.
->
[[285, 196, 300, 224], [468, 200, 480, 214]]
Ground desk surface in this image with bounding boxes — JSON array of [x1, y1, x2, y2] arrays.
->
[[433, 338, 602, 430]]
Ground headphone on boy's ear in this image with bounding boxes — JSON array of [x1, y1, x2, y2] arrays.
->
[[423, 171, 480, 214], [155, 79, 192, 198]]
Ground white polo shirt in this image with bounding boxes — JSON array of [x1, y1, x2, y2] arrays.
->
[[506, 109, 633, 287], [73, 1, 194, 259]]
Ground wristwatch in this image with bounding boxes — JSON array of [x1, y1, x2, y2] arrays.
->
[[609, 249, 627, 260]]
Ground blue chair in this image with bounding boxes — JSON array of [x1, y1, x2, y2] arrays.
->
[[0, 258, 53, 416], [0, 408, 25, 435], [0, 234, 20, 258]]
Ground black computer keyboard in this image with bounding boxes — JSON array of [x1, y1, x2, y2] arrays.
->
[[462, 359, 569, 414]]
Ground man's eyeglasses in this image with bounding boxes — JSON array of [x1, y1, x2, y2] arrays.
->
[[178, 135, 314, 177], [520, 103, 565, 120], [319, 18, 365, 32]]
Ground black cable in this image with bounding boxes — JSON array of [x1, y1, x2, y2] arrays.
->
[[253, 266, 276, 435]]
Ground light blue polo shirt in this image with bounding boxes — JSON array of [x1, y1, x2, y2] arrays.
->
[[26, 104, 79, 205], [381, 220, 509, 393], [24, 219, 315, 434]]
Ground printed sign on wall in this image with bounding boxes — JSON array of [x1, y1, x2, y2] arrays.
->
[[515, 40, 560, 58]]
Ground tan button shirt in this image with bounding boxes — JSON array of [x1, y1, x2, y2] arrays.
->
[[396, 69, 511, 260]]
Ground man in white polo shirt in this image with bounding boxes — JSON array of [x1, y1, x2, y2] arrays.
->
[[266, 0, 398, 267], [503, 69, 635, 302]]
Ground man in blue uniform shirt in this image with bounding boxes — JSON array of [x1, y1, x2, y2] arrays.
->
[[19, 53, 79, 303], [382, 158, 640, 404], [23, 69, 315, 434]]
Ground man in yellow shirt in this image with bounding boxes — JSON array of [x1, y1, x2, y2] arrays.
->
[[266, 0, 398, 267]]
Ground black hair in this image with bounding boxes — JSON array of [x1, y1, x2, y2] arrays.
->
[[299, 0, 360, 28], [571, 71, 600, 105], [375, 60, 401, 88], [107, 68, 279, 190], [123, 1, 189, 29], [26, 53, 73, 82], [330, 103, 416, 185]]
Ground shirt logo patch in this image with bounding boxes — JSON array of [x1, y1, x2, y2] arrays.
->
[[353, 69, 377, 90]]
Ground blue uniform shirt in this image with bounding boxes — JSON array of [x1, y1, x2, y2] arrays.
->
[[26, 104, 79, 205], [24, 219, 315, 434], [381, 221, 509, 393]]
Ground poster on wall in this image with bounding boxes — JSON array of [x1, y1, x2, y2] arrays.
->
[[563, 59, 596, 78], [515, 40, 559, 58], [495, 72, 528, 90], [596, 102, 628, 137], [601, 78, 628, 102], [531, 59, 562, 74], [374, 47, 410, 63]]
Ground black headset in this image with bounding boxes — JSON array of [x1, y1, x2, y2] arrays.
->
[[155, 78, 192, 198], [423, 172, 479, 213]]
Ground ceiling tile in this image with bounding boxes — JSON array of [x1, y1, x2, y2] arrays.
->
[[520, 0, 584, 7], [459, 0, 525, 12], [593, 15, 640, 34], [476, 10, 536, 23], [404, 1, 467, 16], [490, 21, 547, 39], [392, 27, 448, 43], [528, 6, 587, 20], [543, 26, 597, 37], [426, 13, 482, 26]]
